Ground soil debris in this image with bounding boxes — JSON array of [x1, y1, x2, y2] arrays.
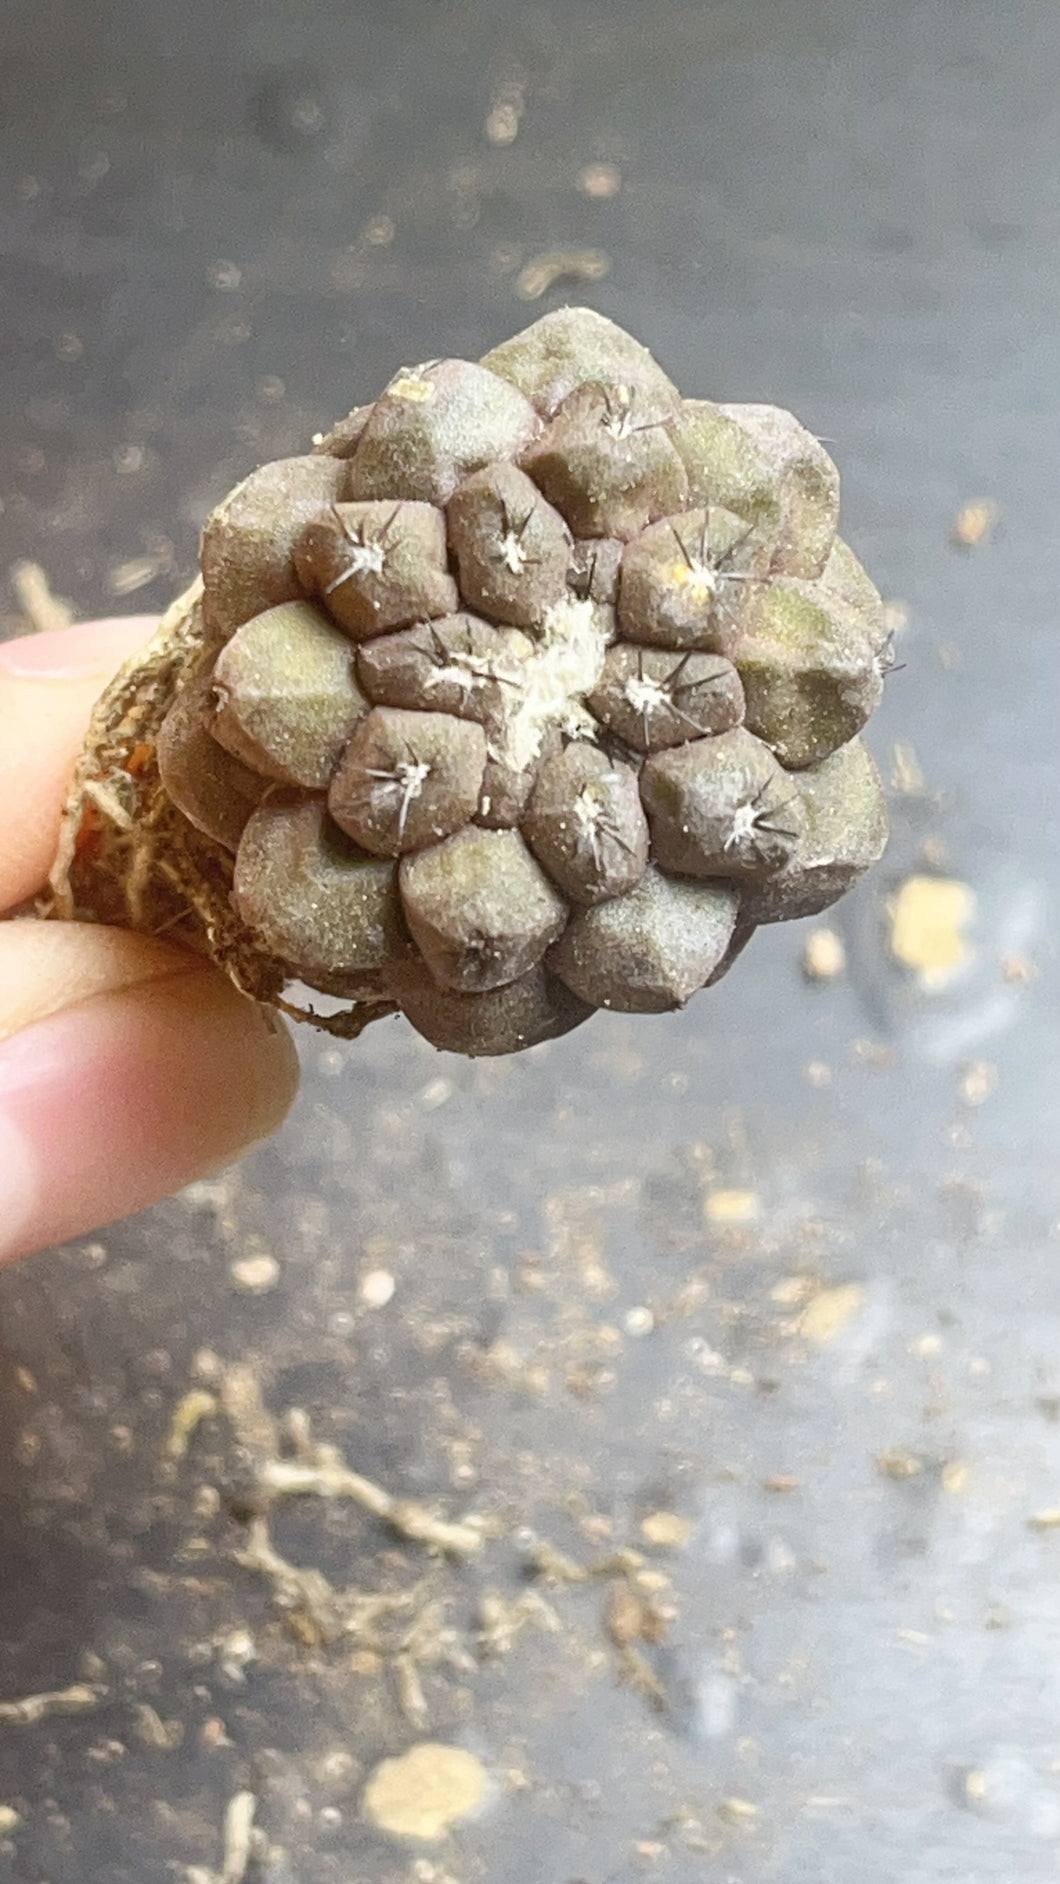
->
[[255, 1446, 483, 1557], [890, 741, 926, 796], [164, 1388, 219, 1461], [959, 1061, 997, 1106], [477, 1588, 561, 1656], [875, 1447, 924, 1481], [185, 1790, 260, 1884], [235, 1518, 472, 1724], [577, 161, 622, 198], [515, 248, 611, 299], [798, 1282, 864, 1345], [950, 498, 998, 548], [228, 1252, 281, 1293], [801, 927, 846, 980], [639, 1511, 694, 1550], [889, 875, 975, 986], [362, 1742, 488, 1841], [704, 1188, 759, 1225], [0, 1682, 103, 1725], [10, 559, 74, 634]]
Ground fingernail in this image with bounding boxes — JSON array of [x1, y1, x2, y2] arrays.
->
[[0, 1112, 36, 1263], [0, 618, 158, 681]]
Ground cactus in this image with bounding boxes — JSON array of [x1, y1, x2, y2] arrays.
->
[[49, 309, 888, 1055]]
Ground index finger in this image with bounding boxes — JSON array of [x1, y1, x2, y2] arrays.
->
[[0, 617, 158, 911]]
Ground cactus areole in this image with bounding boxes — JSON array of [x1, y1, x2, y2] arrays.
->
[[48, 309, 890, 1056]]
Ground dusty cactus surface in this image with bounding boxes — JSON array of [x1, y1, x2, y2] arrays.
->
[[49, 308, 890, 1055]]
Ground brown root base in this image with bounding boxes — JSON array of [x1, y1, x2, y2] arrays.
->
[[41, 579, 397, 1042]]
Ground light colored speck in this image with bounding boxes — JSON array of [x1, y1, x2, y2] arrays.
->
[[704, 1188, 759, 1225], [1028, 1508, 1060, 1532], [876, 1447, 923, 1481], [960, 1061, 997, 1106], [485, 102, 521, 144], [639, 1511, 693, 1550], [951, 498, 998, 548], [164, 1389, 218, 1462], [718, 1796, 758, 1823], [890, 741, 925, 796], [107, 555, 162, 596], [217, 1628, 256, 1682], [578, 161, 622, 198], [11, 560, 74, 634], [363, 214, 395, 247], [889, 876, 975, 986], [798, 1283, 864, 1345], [131, 1702, 183, 1750], [229, 1253, 280, 1294], [360, 1268, 396, 1309], [516, 248, 611, 301], [209, 259, 242, 290], [389, 373, 436, 404], [0, 1806, 21, 1835], [1001, 953, 1035, 983], [766, 1537, 797, 1574], [623, 1305, 655, 1337], [802, 927, 846, 980], [805, 1059, 833, 1087], [484, 83, 524, 146], [942, 1460, 969, 1495], [909, 1333, 941, 1358], [419, 1077, 452, 1111], [362, 1743, 487, 1842], [771, 1275, 812, 1306]]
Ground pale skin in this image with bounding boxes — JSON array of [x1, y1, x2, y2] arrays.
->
[[0, 617, 300, 1265]]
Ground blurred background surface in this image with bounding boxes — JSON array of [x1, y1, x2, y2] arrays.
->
[[1, 1, 1058, 1878]]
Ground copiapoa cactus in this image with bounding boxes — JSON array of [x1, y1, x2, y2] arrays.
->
[[49, 308, 889, 1056]]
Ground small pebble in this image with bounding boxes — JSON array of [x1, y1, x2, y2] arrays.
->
[[704, 1188, 759, 1224], [362, 1743, 487, 1841], [802, 926, 846, 980], [950, 498, 998, 548], [876, 1447, 923, 1480], [577, 161, 622, 199], [798, 1282, 864, 1344], [359, 1268, 396, 1309], [229, 1253, 281, 1294], [959, 1061, 996, 1106], [889, 875, 975, 986], [623, 1305, 655, 1337], [639, 1510, 693, 1550]]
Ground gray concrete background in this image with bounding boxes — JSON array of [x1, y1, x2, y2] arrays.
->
[[0, 1, 1058, 1878]]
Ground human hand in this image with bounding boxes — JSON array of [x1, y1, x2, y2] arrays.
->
[[0, 618, 300, 1265]]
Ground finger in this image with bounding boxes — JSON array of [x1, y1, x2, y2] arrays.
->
[[0, 616, 158, 911], [0, 921, 300, 1265]]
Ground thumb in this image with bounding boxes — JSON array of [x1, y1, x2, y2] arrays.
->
[[0, 921, 299, 1264]]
